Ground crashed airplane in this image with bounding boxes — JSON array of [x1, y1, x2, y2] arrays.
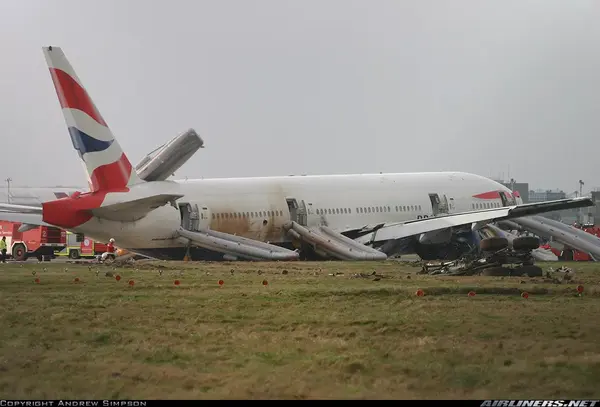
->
[[0, 46, 593, 262]]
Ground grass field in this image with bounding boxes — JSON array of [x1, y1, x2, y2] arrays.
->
[[1, 259, 600, 399]]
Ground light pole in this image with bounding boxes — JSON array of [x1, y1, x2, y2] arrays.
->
[[579, 180, 585, 223], [5, 178, 12, 204]]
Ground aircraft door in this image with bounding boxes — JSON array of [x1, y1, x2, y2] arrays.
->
[[286, 198, 308, 226], [428, 193, 450, 216], [178, 203, 201, 231], [198, 206, 211, 231], [499, 191, 516, 207], [297, 200, 308, 226]]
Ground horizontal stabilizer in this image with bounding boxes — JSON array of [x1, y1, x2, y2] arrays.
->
[[0, 203, 43, 214], [0, 212, 52, 227], [90, 193, 183, 221]]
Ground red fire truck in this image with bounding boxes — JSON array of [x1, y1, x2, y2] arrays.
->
[[0, 221, 66, 261], [55, 231, 108, 259]]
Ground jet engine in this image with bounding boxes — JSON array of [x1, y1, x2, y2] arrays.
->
[[418, 228, 453, 245], [135, 128, 204, 181]]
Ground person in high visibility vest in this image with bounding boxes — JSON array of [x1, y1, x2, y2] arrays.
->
[[101, 238, 116, 262], [0, 237, 6, 263]]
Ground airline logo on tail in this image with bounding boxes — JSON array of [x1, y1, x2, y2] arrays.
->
[[43, 46, 141, 193]]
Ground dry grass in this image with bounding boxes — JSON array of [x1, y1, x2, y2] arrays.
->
[[1, 259, 600, 399]]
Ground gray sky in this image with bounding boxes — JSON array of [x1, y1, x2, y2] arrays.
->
[[1, 0, 599, 194]]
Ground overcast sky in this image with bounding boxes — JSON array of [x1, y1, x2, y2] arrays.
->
[[0, 0, 599, 193]]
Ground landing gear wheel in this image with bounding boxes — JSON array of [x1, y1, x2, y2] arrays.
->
[[480, 237, 509, 252], [513, 265, 543, 277], [513, 236, 540, 251], [480, 266, 512, 276], [12, 244, 26, 261]]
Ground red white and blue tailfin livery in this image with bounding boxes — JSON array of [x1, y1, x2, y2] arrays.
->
[[43, 46, 143, 192]]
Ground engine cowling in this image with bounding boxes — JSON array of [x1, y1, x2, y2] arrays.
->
[[418, 228, 453, 245]]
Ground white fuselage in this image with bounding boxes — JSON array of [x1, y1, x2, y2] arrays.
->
[[72, 171, 520, 250]]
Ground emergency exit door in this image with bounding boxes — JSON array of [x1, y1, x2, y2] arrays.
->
[[429, 193, 449, 216]]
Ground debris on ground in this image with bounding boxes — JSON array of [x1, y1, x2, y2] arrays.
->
[[351, 271, 385, 279], [419, 254, 490, 276], [554, 266, 573, 273]]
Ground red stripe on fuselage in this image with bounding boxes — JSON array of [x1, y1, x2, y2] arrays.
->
[[473, 191, 501, 200], [89, 153, 133, 192], [48, 68, 108, 127]]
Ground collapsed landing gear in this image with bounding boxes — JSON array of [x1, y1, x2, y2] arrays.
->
[[478, 236, 543, 277]]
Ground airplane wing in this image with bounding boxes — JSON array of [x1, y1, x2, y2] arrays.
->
[[354, 197, 594, 244]]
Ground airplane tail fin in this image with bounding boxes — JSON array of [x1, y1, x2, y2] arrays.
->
[[42, 46, 143, 193]]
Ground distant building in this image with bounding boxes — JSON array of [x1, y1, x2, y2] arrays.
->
[[588, 191, 600, 225], [528, 189, 573, 222], [528, 189, 566, 203]]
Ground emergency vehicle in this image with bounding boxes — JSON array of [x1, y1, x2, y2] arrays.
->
[[540, 223, 600, 261], [55, 231, 108, 259], [0, 221, 66, 261]]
